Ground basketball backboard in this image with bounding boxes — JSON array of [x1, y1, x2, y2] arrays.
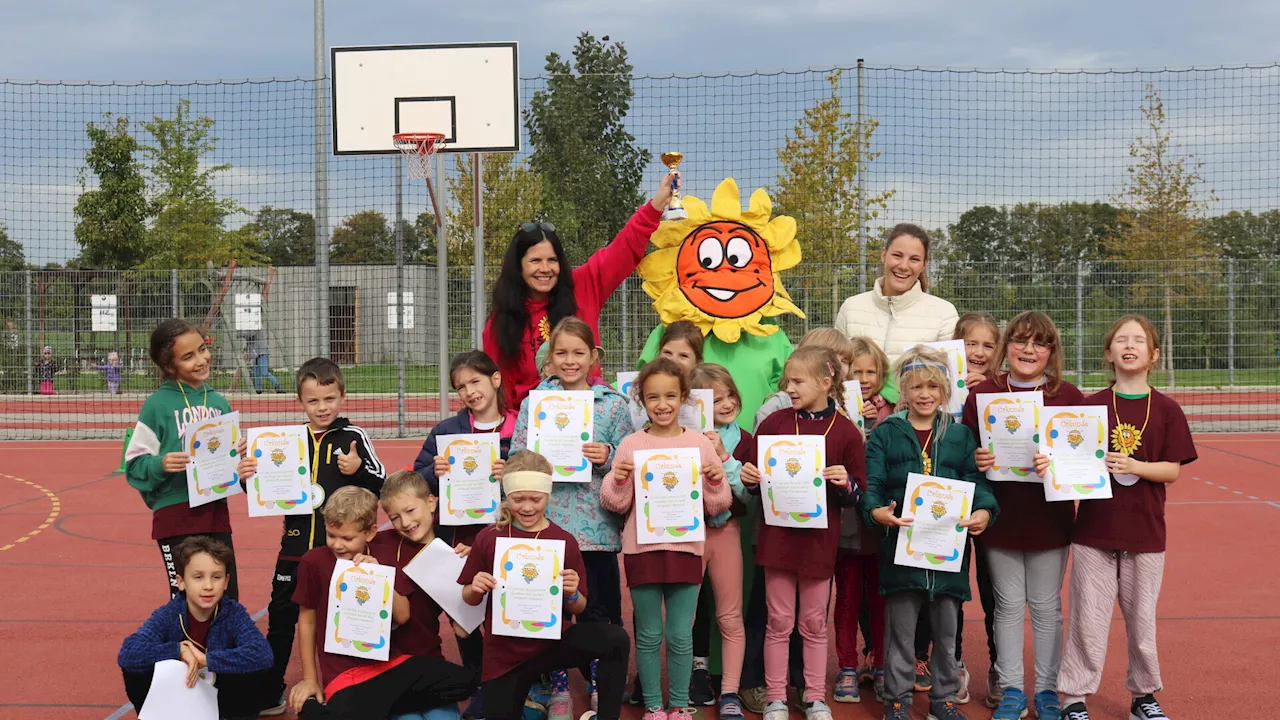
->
[[331, 42, 520, 155]]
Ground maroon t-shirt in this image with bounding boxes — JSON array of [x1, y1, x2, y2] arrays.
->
[[1072, 388, 1196, 553], [961, 376, 1086, 552], [745, 408, 863, 579], [458, 522, 587, 682], [293, 546, 406, 690], [623, 550, 703, 586], [152, 501, 232, 541], [185, 609, 212, 650], [368, 530, 445, 658]]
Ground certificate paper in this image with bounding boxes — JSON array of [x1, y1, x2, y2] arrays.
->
[[527, 391, 594, 483], [617, 371, 649, 430], [918, 340, 969, 418], [843, 380, 865, 434], [324, 559, 395, 661], [185, 410, 244, 508], [679, 389, 715, 432], [138, 659, 218, 720], [402, 538, 487, 633], [976, 392, 1044, 482], [1040, 406, 1112, 502], [758, 435, 828, 529], [894, 473, 974, 573], [246, 426, 313, 517], [438, 433, 502, 526], [492, 537, 565, 640], [633, 448, 705, 545]]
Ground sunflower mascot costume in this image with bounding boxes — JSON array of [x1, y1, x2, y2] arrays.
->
[[636, 177, 804, 431]]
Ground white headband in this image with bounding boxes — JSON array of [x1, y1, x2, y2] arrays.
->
[[503, 470, 552, 496]]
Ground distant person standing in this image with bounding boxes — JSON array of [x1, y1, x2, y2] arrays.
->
[[242, 329, 282, 394]]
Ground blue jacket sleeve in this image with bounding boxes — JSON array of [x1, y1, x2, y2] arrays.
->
[[511, 397, 531, 454], [118, 604, 183, 673], [414, 426, 444, 496], [204, 602, 274, 675]]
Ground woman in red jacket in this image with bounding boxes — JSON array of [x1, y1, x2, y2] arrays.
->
[[484, 174, 676, 410]]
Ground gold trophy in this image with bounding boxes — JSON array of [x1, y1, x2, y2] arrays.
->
[[661, 151, 687, 221]]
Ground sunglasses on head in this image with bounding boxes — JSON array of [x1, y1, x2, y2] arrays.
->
[[520, 221, 557, 235]]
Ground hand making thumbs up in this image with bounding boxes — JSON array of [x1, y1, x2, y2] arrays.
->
[[337, 440, 361, 475]]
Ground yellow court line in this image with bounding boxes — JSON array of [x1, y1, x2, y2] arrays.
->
[[0, 473, 61, 552]]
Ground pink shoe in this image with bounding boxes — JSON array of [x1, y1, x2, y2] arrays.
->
[[643, 709, 668, 720], [667, 708, 697, 720]]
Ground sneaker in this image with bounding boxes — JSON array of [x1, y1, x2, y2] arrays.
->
[[668, 708, 698, 720], [858, 654, 875, 685], [1061, 702, 1090, 720], [985, 669, 1003, 709], [258, 691, 287, 717], [763, 700, 789, 720], [1033, 690, 1061, 719], [913, 658, 933, 692], [992, 687, 1028, 720], [883, 701, 911, 720], [690, 668, 716, 706], [626, 676, 645, 706], [463, 687, 486, 719], [718, 693, 746, 720], [740, 687, 767, 715], [1130, 694, 1168, 720], [642, 709, 668, 720], [955, 661, 971, 705], [926, 700, 969, 720], [833, 668, 860, 703], [804, 700, 834, 720], [547, 692, 573, 720]]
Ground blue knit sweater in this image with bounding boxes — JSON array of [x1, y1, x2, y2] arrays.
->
[[118, 596, 273, 675]]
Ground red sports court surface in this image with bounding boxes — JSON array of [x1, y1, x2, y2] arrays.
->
[[1, 435, 1275, 719]]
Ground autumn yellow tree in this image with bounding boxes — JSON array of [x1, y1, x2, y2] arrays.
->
[[1111, 85, 1216, 384], [445, 153, 544, 271]]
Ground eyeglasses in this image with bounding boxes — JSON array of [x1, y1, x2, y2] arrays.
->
[[519, 221, 557, 235], [1010, 338, 1052, 353]]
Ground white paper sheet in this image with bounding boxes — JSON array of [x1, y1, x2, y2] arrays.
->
[[527, 391, 595, 483], [185, 410, 245, 508], [758, 435, 828, 529], [245, 425, 313, 517], [617, 371, 649, 431], [1040, 406, 1113, 502], [843, 380, 865, 434], [893, 473, 974, 573], [402, 538, 488, 633], [437, 433, 502, 526], [633, 448, 705, 545], [975, 392, 1044, 482], [491, 537, 565, 639], [138, 659, 218, 720], [678, 389, 715, 432], [323, 559, 395, 661]]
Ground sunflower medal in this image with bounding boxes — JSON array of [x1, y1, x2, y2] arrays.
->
[[1110, 391, 1150, 487]]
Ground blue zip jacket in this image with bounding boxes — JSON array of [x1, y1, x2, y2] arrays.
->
[[512, 376, 635, 552], [118, 596, 273, 675]]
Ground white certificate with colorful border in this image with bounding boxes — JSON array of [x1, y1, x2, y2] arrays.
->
[[633, 448, 705, 545], [843, 380, 866, 434], [324, 559, 395, 661], [245, 425, 313, 517], [758, 435, 828, 529], [526, 391, 594, 483], [438, 433, 502, 526], [491, 537, 565, 640], [976, 392, 1044, 482], [1040, 406, 1112, 502], [678, 389, 715, 432], [185, 410, 244, 508], [616, 371, 649, 431], [894, 473, 974, 573], [918, 340, 969, 419]]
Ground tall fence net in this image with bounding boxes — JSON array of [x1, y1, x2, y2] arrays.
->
[[1, 64, 1278, 439]]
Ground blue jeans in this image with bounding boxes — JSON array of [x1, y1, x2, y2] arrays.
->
[[391, 706, 462, 720], [252, 353, 280, 392]]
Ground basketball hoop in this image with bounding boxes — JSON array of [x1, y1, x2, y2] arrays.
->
[[392, 132, 447, 179]]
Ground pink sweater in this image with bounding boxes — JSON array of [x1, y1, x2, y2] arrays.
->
[[601, 428, 731, 557]]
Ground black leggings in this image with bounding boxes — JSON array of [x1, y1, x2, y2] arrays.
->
[[124, 666, 268, 718], [485, 623, 630, 720], [300, 655, 476, 720]]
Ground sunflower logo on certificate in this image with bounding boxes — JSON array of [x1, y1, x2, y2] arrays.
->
[[521, 563, 539, 584], [206, 436, 221, 454], [354, 585, 371, 606], [1067, 429, 1084, 449], [462, 456, 478, 475], [1004, 415, 1021, 434], [662, 471, 679, 491], [930, 500, 947, 520], [270, 447, 287, 467], [785, 457, 801, 477], [554, 412, 570, 431]]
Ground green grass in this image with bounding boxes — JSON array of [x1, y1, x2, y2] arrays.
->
[[5, 364, 444, 395]]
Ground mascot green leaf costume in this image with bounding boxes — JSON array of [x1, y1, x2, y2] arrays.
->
[[636, 178, 804, 432]]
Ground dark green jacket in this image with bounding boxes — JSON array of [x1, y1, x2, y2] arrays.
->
[[860, 412, 999, 600]]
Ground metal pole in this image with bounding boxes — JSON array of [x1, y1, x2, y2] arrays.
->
[[856, 58, 867, 292], [436, 154, 450, 423], [313, 0, 330, 359], [1227, 257, 1235, 387], [621, 277, 630, 364], [396, 156, 406, 437], [171, 269, 179, 318], [1076, 260, 1085, 386], [24, 269, 33, 395], [473, 153, 485, 347]]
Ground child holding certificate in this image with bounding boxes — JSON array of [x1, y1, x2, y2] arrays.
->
[[290, 487, 476, 720], [1057, 315, 1196, 720], [754, 328, 856, 428], [739, 346, 862, 720], [510, 317, 634, 719], [962, 311, 1084, 720], [125, 319, 240, 600], [600, 358, 731, 720], [862, 346, 997, 720], [460, 451, 631, 720]]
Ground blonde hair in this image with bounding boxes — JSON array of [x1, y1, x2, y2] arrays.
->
[[848, 336, 889, 397], [953, 312, 999, 344], [691, 363, 742, 416], [798, 327, 856, 367], [784, 345, 846, 414], [895, 346, 952, 411], [323, 486, 379, 531], [1103, 313, 1162, 380], [496, 451, 552, 529], [380, 469, 433, 505]]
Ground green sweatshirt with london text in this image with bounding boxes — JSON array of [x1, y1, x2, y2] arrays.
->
[[125, 380, 232, 512]]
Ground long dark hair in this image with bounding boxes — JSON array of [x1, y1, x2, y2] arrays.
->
[[489, 225, 578, 364], [449, 349, 507, 413], [149, 318, 202, 379]]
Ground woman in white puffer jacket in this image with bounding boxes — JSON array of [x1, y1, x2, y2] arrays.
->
[[835, 223, 958, 403]]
